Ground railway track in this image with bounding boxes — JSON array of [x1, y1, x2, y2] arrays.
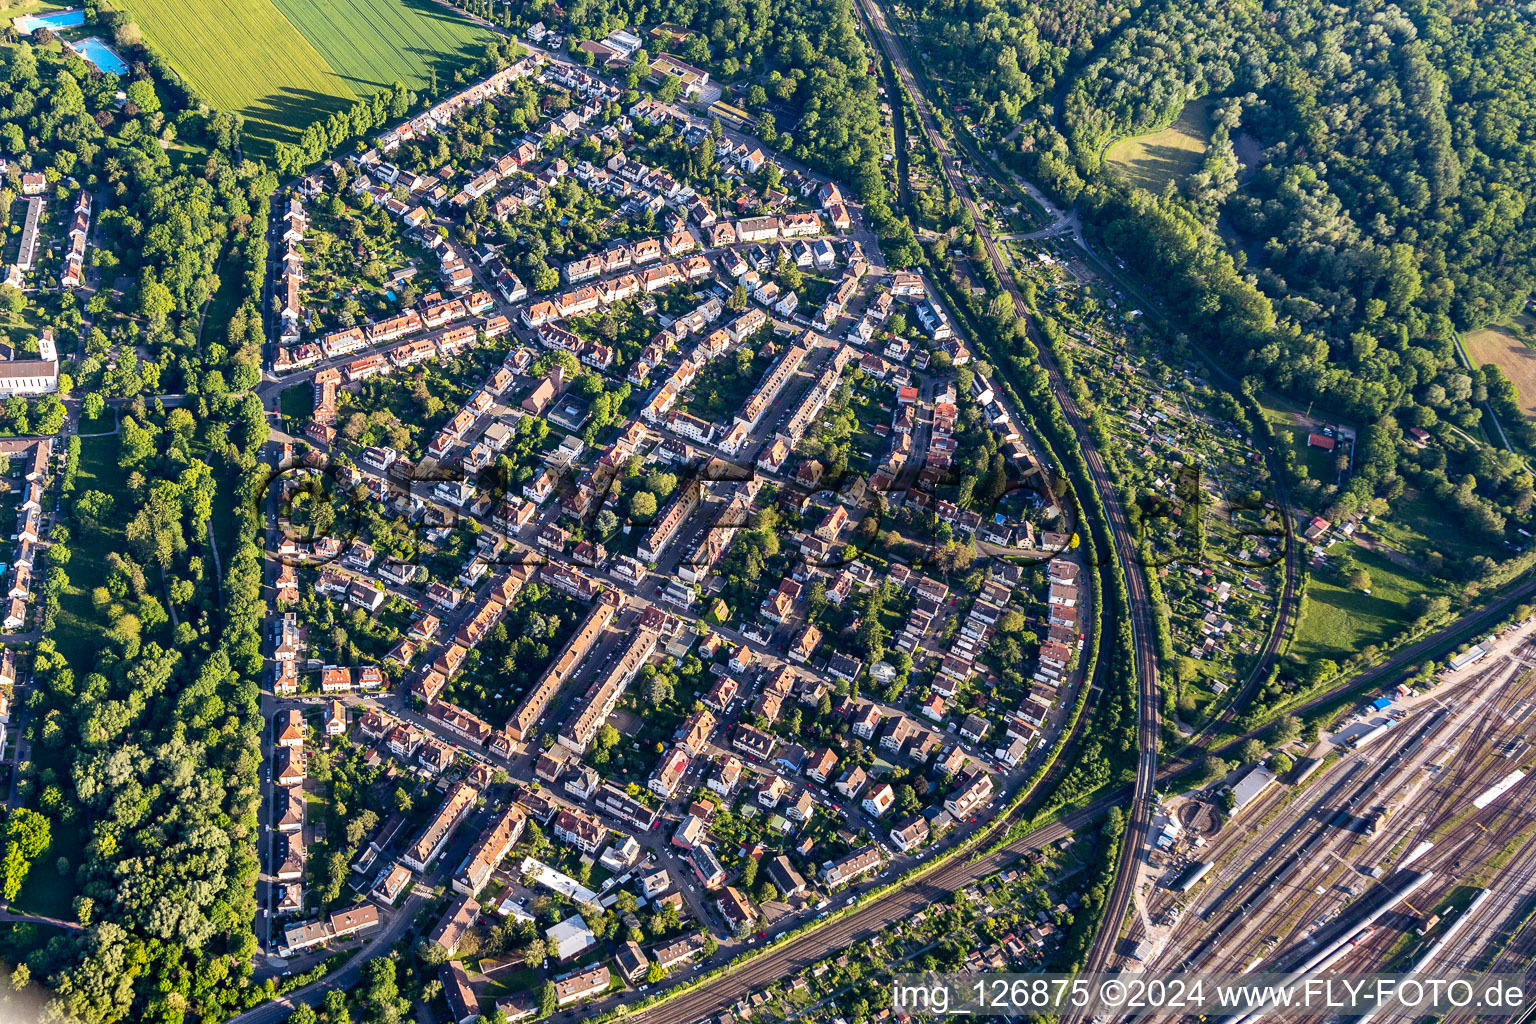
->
[[1248, 657, 1536, 987], [1143, 651, 1536, 976]]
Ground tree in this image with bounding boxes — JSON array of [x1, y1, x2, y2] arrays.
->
[[645, 675, 673, 707], [630, 490, 658, 521], [416, 937, 449, 966], [125, 79, 160, 114], [1235, 738, 1266, 764], [362, 956, 398, 1012], [1270, 715, 1302, 744], [647, 961, 665, 983], [82, 393, 105, 420], [1197, 755, 1233, 788], [74, 490, 115, 530], [138, 277, 174, 330], [0, 808, 51, 900], [539, 980, 558, 1018], [646, 472, 677, 500], [807, 580, 828, 619]]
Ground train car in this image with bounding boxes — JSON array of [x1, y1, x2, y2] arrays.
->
[[1170, 861, 1213, 891], [1349, 719, 1395, 750]]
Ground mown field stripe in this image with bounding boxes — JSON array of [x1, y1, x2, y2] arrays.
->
[[117, 0, 356, 150], [269, 0, 492, 95]]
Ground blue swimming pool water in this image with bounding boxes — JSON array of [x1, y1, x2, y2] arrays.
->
[[14, 8, 85, 34], [70, 37, 128, 75]]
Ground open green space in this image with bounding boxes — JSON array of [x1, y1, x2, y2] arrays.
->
[[198, 250, 248, 354], [9, 817, 86, 920], [115, 0, 354, 147], [1255, 390, 1336, 483], [1104, 96, 1212, 192], [280, 382, 314, 426], [52, 435, 137, 667], [1366, 489, 1503, 568], [1464, 312, 1536, 418], [114, 0, 492, 154], [270, 0, 492, 96], [1291, 545, 1437, 665]]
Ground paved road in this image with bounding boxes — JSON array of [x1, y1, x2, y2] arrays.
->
[[231, 892, 426, 1024], [618, 566, 1536, 1022], [0, 906, 82, 932], [854, 0, 1160, 979]]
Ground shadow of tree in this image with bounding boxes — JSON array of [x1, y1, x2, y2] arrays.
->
[[1109, 140, 1205, 190], [241, 85, 362, 155]]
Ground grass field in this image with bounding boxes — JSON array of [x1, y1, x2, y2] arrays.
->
[[1255, 390, 1337, 483], [52, 435, 137, 667], [1369, 489, 1503, 568], [1292, 546, 1434, 665], [1104, 96, 1212, 191], [280, 383, 313, 427], [272, 0, 491, 95], [9, 818, 83, 920], [114, 0, 492, 155], [1464, 313, 1536, 417]]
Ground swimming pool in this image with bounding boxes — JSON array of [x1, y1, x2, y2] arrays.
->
[[13, 8, 85, 34], [69, 37, 128, 75]]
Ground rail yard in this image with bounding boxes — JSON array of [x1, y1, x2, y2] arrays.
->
[[1115, 627, 1536, 1021]]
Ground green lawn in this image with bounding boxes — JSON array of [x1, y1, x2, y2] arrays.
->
[[1104, 97, 1212, 192], [480, 965, 538, 999], [199, 247, 249, 353], [53, 435, 139, 668], [76, 406, 114, 433], [9, 816, 86, 920], [115, 0, 492, 155], [280, 383, 314, 426], [1367, 489, 1503, 568], [1292, 546, 1437, 665]]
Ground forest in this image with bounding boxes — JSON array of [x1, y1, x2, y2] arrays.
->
[[487, 0, 917, 260], [906, 0, 1536, 570], [0, 35, 290, 1024]]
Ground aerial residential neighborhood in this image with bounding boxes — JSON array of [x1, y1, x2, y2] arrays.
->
[[243, 37, 1093, 1019], [3, 0, 1536, 1020]]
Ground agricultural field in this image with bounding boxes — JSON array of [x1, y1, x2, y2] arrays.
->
[[1104, 96, 1212, 192], [115, 0, 492, 153], [114, 0, 352, 143], [1464, 314, 1536, 418], [270, 0, 492, 95]]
